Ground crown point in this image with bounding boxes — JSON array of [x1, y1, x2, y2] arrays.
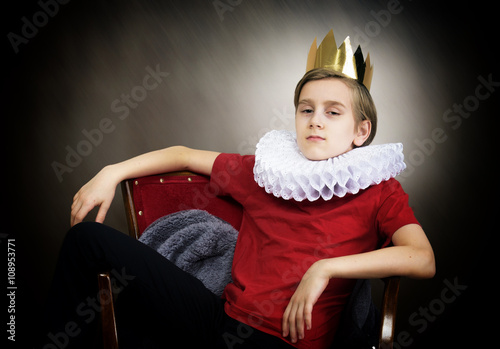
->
[[306, 37, 318, 72], [363, 53, 373, 90]]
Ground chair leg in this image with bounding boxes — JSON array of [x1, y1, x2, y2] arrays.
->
[[378, 276, 401, 349], [98, 272, 119, 349]]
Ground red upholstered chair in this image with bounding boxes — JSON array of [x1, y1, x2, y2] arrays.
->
[[97, 172, 401, 349]]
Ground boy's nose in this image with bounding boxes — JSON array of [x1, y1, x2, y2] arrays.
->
[[309, 113, 324, 129]]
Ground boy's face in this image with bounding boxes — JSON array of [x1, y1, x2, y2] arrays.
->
[[295, 78, 370, 160]]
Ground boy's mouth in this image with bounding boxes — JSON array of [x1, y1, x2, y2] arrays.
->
[[306, 135, 325, 141]]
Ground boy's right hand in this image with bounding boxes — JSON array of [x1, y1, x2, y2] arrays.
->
[[70, 166, 119, 227]]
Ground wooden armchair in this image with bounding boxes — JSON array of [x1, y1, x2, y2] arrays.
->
[[97, 172, 401, 349]]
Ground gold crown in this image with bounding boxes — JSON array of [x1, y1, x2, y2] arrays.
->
[[306, 29, 373, 90]]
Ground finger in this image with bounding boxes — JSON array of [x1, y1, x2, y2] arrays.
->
[[70, 201, 82, 226], [71, 210, 80, 227], [71, 201, 94, 227], [295, 303, 305, 340], [95, 202, 110, 224], [282, 305, 291, 337], [304, 303, 313, 331], [71, 191, 85, 225], [288, 306, 298, 343], [71, 207, 84, 227], [71, 193, 79, 212]]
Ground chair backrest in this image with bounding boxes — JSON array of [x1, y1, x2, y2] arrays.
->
[[121, 172, 243, 239]]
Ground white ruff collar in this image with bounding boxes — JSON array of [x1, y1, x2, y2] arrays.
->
[[253, 130, 406, 201]]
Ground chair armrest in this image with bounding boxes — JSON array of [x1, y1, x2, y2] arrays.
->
[[98, 272, 119, 349], [378, 276, 401, 349]]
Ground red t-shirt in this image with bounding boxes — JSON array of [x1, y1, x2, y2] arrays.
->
[[210, 153, 419, 349]]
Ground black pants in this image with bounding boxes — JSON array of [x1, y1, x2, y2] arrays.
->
[[39, 222, 293, 349]]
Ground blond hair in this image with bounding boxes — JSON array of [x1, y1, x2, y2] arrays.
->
[[294, 68, 377, 146]]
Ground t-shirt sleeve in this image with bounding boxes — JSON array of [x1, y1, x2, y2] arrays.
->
[[376, 179, 420, 247], [209, 153, 256, 201]]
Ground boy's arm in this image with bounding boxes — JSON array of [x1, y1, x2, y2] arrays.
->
[[282, 223, 435, 344], [70, 146, 220, 226]]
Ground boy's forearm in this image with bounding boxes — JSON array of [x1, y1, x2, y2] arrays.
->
[[104, 146, 220, 184], [105, 146, 191, 183], [318, 244, 435, 280], [317, 223, 435, 280]]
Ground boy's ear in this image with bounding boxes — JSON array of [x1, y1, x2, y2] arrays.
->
[[353, 120, 371, 147]]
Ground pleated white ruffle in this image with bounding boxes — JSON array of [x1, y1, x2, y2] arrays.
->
[[253, 130, 406, 201]]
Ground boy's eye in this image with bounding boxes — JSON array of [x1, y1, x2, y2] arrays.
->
[[301, 109, 313, 114], [327, 111, 340, 116]]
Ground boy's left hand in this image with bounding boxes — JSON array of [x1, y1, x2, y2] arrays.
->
[[282, 260, 330, 343]]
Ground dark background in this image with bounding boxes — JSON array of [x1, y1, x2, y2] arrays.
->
[[2, 0, 498, 347]]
